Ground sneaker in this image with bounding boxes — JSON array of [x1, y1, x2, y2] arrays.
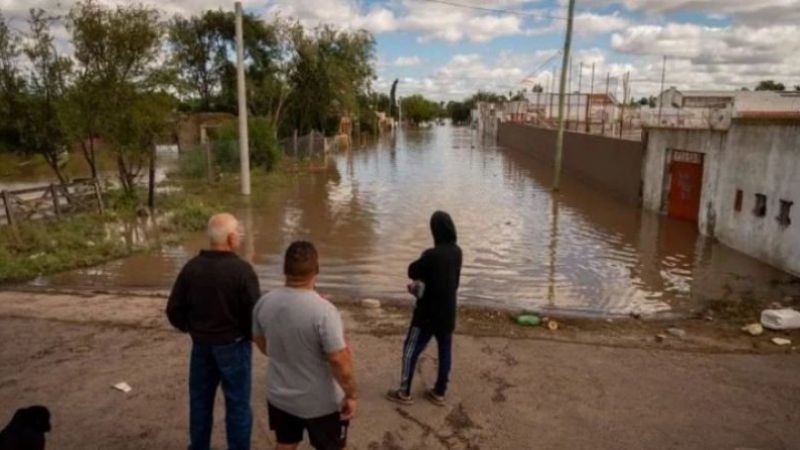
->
[[385, 389, 413, 405], [425, 389, 445, 407]]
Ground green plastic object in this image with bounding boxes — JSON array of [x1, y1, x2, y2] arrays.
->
[[517, 314, 541, 327]]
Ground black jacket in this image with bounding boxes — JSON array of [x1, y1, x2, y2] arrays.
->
[[166, 250, 261, 345], [409, 211, 462, 333]]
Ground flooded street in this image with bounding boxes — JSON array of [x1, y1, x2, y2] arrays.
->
[[29, 126, 799, 316]]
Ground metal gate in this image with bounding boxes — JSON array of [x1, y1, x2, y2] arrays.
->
[[668, 150, 704, 222]]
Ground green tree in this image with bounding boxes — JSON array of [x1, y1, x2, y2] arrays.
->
[[0, 12, 25, 152], [755, 80, 785, 91], [285, 25, 375, 135], [18, 8, 73, 184], [66, 0, 171, 195], [531, 84, 544, 93], [400, 95, 442, 124]]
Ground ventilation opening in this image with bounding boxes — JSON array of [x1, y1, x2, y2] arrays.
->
[[778, 200, 793, 227], [734, 189, 743, 212], [754, 194, 767, 217]]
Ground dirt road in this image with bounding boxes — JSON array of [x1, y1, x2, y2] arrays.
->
[[1, 290, 799, 450]]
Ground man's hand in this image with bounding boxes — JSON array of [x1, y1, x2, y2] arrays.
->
[[253, 335, 267, 356], [341, 396, 357, 420]]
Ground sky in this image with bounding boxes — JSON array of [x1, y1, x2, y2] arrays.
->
[[3, 0, 800, 101]]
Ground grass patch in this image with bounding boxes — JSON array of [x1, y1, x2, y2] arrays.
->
[[0, 215, 132, 284], [1, 158, 297, 285]]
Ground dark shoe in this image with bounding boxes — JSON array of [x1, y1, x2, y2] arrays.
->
[[425, 389, 445, 407], [385, 389, 413, 405]]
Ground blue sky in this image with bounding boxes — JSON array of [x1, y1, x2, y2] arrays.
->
[[6, 0, 800, 100], [253, 0, 800, 100]]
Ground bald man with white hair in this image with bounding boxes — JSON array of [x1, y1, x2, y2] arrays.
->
[[167, 213, 261, 450]]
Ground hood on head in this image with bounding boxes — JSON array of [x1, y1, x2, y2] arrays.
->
[[430, 210, 457, 245]]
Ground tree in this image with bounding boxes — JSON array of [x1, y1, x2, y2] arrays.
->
[[0, 12, 25, 152], [531, 84, 544, 93], [18, 8, 73, 184], [400, 95, 441, 124], [638, 97, 649, 106], [755, 80, 785, 91], [389, 78, 399, 119], [285, 25, 375, 135], [795, 85, 800, 92], [67, 0, 171, 195]]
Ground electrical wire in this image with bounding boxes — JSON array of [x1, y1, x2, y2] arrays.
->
[[413, 0, 570, 21]]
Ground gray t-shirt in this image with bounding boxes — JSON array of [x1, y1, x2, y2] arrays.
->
[[252, 287, 346, 419]]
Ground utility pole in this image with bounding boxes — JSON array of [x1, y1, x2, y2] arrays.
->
[[235, 2, 250, 196], [587, 62, 595, 133], [553, 0, 576, 191], [602, 72, 610, 135], [566, 57, 573, 130], [577, 61, 583, 125], [657, 55, 667, 125]]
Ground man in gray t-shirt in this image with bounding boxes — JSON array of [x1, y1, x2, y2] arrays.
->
[[253, 241, 357, 450]]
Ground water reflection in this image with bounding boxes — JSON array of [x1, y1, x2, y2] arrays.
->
[[32, 126, 800, 316]]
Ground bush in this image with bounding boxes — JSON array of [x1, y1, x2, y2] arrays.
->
[[169, 198, 216, 232], [212, 117, 282, 172]]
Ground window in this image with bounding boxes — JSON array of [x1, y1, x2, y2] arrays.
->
[[754, 194, 767, 217], [734, 189, 743, 212], [778, 200, 793, 227]]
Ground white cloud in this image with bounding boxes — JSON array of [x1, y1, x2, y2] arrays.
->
[[393, 56, 422, 67]]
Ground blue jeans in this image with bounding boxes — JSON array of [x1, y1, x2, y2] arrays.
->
[[399, 326, 452, 396], [189, 340, 252, 450]]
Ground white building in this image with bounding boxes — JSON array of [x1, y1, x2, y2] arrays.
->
[[642, 90, 800, 275]]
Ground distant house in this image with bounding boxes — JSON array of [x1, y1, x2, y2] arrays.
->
[[642, 90, 800, 275]]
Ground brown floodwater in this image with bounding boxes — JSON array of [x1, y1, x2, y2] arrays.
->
[[28, 127, 800, 316]]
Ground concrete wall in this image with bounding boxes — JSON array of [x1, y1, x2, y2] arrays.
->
[[641, 128, 728, 237], [715, 123, 800, 275], [642, 122, 800, 275], [498, 122, 644, 205]]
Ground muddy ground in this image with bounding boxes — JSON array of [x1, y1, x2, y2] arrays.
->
[[1, 289, 800, 450]]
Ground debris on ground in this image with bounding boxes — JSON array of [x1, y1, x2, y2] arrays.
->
[[741, 323, 764, 336], [547, 320, 560, 331], [360, 298, 381, 309], [761, 308, 800, 330], [667, 328, 686, 339], [516, 314, 540, 327], [629, 311, 642, 320], [655, 333, 667, 343], [113, 382, 132, 393], [771, 337, 792, 346]]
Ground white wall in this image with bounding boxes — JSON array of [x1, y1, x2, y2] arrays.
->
[[642, 123, 800, 275], [642, 128, 727, 236], [714, 123, 800, 275]]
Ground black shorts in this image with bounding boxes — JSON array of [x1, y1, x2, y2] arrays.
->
[[268, 403, 349, 450]]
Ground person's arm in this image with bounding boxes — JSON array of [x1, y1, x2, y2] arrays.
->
[[252, 298, 267, 356], [253, 335, 267, 356], [166, 269, 189, 332], [327, 348, 357, 419], [239, 266, 261, 340], [408, 250, 431, 280], [320, 307, 357, 419]]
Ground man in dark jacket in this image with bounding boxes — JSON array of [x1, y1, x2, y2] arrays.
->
[[166, 213, 261, 450], [386, 211, 462, 406]]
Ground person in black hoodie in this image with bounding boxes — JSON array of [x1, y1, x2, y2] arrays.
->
[[386, 211, 462, 406]]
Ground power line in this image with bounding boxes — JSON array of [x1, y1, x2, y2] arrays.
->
[[414, 0, 570, 21], [520, 50, 562, 84]]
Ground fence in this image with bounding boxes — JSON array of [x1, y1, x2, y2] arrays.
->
[[278, 130, 348, 159], [1, 178, 105, 226]]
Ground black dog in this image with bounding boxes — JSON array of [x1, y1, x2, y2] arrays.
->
[[0, 406, 51, 450]]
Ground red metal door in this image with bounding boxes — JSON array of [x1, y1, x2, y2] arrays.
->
[[668, 151, 704, 222]]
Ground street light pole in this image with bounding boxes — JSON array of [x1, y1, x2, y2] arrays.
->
[[553, 0, 576, 192], [235, 2, 251, 196]]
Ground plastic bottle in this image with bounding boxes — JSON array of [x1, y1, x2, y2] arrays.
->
[[516, 314, 541, 327]]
